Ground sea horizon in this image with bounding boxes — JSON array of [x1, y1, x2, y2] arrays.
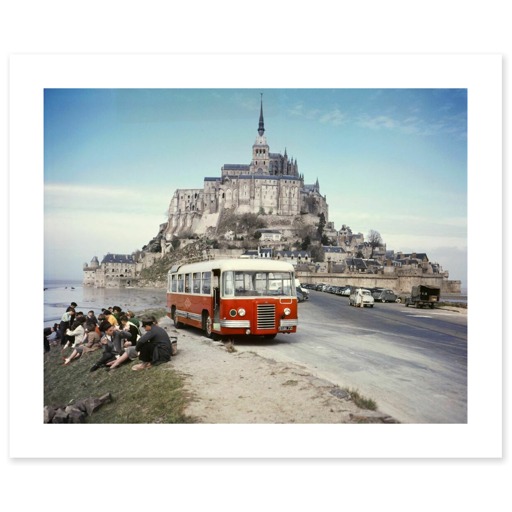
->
[[43, 279, 167, 326]]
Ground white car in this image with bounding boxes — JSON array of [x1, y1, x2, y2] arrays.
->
[[349, 288, 375, 307], [295, 280, 309, 300]]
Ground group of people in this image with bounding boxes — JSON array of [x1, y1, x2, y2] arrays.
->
[[45, 303, 174, 372]]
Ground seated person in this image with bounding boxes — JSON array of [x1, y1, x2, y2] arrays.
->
[[108, 317, 172, 371], [63, 321, 102, 365], [89, 321, 132, 372]]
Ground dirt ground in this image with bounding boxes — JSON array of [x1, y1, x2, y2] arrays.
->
[[158, 316, 398, 424]]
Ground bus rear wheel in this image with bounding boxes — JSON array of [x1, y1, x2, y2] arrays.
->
[[203, 312, 214, 339], [172, 308, 183, 329]]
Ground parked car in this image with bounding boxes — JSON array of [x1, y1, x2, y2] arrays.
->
[[296, 288, 305, 302], [334, 286, 347, 296], [373, 289, 400, 303], [295, 280, 309, 300], [340, 286, 352, 296], [349, 288, 375, 307]]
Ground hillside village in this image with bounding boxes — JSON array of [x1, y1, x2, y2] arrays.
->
[[83, 215, 458, 294], [82, 96, 460, 294]]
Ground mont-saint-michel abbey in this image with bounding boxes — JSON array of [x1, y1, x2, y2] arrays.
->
[[83, 97, 461, 295], [164, 97, 327, 237]]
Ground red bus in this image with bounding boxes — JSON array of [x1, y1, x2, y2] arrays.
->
[[167, 259, 298, 339]]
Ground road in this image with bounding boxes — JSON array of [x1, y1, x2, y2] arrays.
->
[[232, 290, 468, 423]]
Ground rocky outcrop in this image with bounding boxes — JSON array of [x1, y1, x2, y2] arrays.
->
[[44, 393, 112, 423]]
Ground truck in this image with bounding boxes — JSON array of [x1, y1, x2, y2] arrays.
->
[[404, 285, 441, 309], [349, 288, 375, 308]]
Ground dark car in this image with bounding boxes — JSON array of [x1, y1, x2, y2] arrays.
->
[[373, 289, 400, 303]]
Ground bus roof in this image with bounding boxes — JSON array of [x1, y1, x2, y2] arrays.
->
[[168, 258, 295, 275]]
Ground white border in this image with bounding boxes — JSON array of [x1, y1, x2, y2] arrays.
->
[[9, 54, 502, 458]]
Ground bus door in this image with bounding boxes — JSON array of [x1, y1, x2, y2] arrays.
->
[[212, 269, 221, 329]]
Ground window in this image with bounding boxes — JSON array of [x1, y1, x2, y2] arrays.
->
[[193, 272, 201, 293], [222, 270, 295, 297], [202, 272, 211, 294], [223, 271, 235, 297], [177, 274, 184, 293], [185, 274, 192, 293]]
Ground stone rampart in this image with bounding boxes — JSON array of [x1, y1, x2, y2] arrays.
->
[[296, 271, 461, 294]]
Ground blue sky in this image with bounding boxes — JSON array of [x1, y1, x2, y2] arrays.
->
[[44, 88, 467, 287]]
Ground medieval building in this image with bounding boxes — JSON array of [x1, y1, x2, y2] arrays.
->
[[163, 96, 328, 238], [83, 254, 136, 288]]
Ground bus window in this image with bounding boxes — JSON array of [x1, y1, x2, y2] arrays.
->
[[268, 272, 294, 296], [254, 272, 267, 293], [193, 272, 201, 294], [221, 270, 295, 297], [234, 271, 256, 296], [171, 274, 177, 293], [185, 274, 192, 293], [202, 272, 211, 294], [223, 271, 235, 297], [177, 274, 184, 293]]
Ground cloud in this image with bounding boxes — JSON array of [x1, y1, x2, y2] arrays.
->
[[357, 114, 398, 130], [329, 204, 466, 240], [319, 108, 345, 126], [44, 183, 170, 279], [288, 103, 343, 125], [355, 110, 467, 139], [45, 183, 170, 216]]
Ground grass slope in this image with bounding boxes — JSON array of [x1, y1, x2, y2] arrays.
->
[[44, 344, 194, 424]]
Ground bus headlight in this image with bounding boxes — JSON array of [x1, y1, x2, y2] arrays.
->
[[283, 308, 291, 316], [238, 308, 246, 317]]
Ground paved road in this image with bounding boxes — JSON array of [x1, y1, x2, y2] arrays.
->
[[233, 290, 468, 424]]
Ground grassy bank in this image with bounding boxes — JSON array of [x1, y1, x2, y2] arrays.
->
[[44, 319, 195, 424]]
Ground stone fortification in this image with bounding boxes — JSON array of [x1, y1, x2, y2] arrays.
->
[[162, 96, 327, 240], [82, 96, 461, 294], [297, 272, 461, 295]]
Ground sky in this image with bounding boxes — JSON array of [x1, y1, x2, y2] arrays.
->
[[44, 88, 467, 288]]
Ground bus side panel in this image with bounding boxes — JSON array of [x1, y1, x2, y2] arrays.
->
[[168, 293, 213, 330]]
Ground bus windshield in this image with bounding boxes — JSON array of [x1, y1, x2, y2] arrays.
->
[[222, 270, 295, 298]]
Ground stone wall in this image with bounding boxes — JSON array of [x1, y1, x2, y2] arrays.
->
[[296, 271, 461, 295]]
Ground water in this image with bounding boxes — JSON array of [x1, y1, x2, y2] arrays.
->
[[440, 293, 468, 304], [44, 279, 167, 327]]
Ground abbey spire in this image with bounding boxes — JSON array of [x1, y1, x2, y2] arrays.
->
[[258, 93, 265, 136], [250, 93, 269, 174]]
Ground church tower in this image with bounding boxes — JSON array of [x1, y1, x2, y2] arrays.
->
[[249, 94, 270, 175]]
